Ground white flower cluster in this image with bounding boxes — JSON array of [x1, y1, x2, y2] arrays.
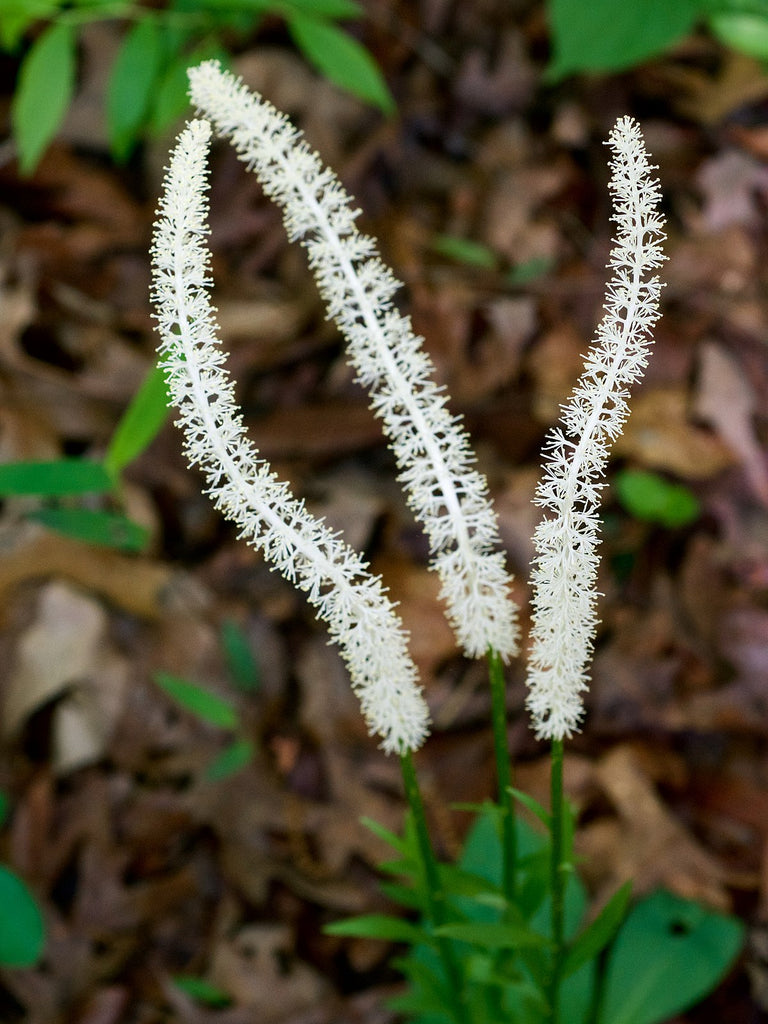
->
[[526, 116, 666, 741], [187, 59, 519, 662], [151, 119, 429, 754]]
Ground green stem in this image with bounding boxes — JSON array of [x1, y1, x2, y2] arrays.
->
[[549, 738, 566, 1024], [400, 751, 470, 1024], [488, 647, 516, 902]]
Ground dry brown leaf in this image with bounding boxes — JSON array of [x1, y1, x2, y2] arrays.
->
[[580, 745, 733, 909], [694, 341, 768, 504], [615, 387, 734, 478]]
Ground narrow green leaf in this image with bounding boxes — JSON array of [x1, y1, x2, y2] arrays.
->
[[431, 234, 498, 269], [325, 913, 427, 944], [104, 364, 170, 478], [205, 738, 255, 781], [172, 976, 232, 1008], [0, 866, 44, 967], [12, 21, 76, 173], [0, 2, 58, 50], [106, 18, 163, 162], [562, 881, 632, 979], [510, 786, 552, 828], [378, 880, 423, 910], [360, 815, 408, 855], [28, 507, 149, 551], [283, 0, 362, 18], [219, 618, 261, 692], [0, 459, 111, 496], [154, 672, 240, 730], [287, 14, 394, 112], [434, 922, 548, 949], [547, 0, 700, 79], [599, 889, 745, 1024], [506, 255, 555, 287]]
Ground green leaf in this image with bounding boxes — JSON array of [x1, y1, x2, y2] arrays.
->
[[28, 507, 149, 551], [505, 255, 555, 287], [615, 469, 700, 528], [154, 672, 240, 729], [219, 618, 261, 692], [205, 738, 255, 781], [282, 0, 362, 18], [106, 18, 163, 162], [172, 976, 232, 1008], [599, 889, 745, 1024], [0, 1, 58, 50], [434, 921, 548, 949], [510, 787, 552, 829], [325, 913, 428, 944], [149, 39, 229, 136], [378, 880, 423, 910], [287, 14, 394, 113], [547, 0, 701, 79], [0, 459, 112, 496], [0, 865, 44, 967], [104, 364, 170, 478], [430, 234, 498, 269], [709, 10, 768, 58], [360, 815, 409, 855], [562, 882, 632, 979], [12, 21, 76, 173]]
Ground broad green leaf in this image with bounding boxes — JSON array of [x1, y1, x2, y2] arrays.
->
[[172, 976, 231, 1008], [287, 14, 394, 112], [219, 618, 261, 692], [562, 881, 632, 979], [205, 737, 255, 781], [615, 469, 700, 528], [154, 672, 240, 729], [547, 0, 701, 78], [709, 11, 768, 58], [106, 18, 163, 162], [104, 364, 170, 477], [434, 921, 548, 949], [12, 21, 76, 173], [430, 234, 497, 269], [0, 459, 111, 496], [599, 889, 745, 1024], [28, 507, 149, 551], [325, 913, 428, 944], [0, 865, 44, 967]]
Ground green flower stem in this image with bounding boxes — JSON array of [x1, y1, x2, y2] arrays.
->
[[488, 647, 516, 902], [549, 738, 566, 1024], [400, 751, 470, 1024]]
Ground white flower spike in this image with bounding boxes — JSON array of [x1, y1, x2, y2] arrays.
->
[[527, 116, 666, 741], [151, 118, 429, 755], [187, 59, 519, 662]]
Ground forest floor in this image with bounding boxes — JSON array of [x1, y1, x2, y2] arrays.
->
[[1, 1, 768, 1021]]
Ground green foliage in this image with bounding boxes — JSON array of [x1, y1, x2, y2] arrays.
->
[[27, 506, 150, 551], [172, 975, 232, 1007], [614, 468, 700, 528], [0, 458, 111, 496], [153, 624, 261, 781], [546, 0, 768, 78], [327, 805, 744, 1024], [0, 865, 45, 968], [430, 235, 498, 270], [598, 890, 745, 1024], [5, 0, 392, 173], [103, 364, 170, 479], [154, 671, 240, 728]]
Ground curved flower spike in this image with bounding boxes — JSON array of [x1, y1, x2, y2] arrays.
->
[[526, 116, 666, 741], [151, 119, 429, 754], [187, 59, 519, 663]]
